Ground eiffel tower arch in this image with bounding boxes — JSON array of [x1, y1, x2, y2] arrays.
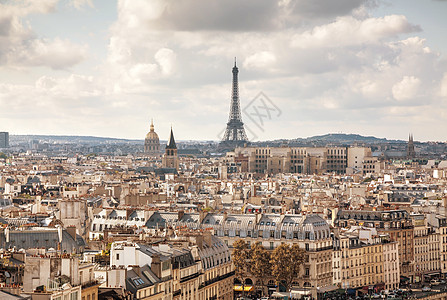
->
[[219, 58, 249, 150]]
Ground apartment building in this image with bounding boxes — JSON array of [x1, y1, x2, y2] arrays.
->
[[413, 214, 441, 283], [333, 229, 384, 295], [336, 210, 414, 281], [383, 241, 400, 291], [232, 146, 378, 175], [202, 213, 333, 297], [109, 232, 234, 300]]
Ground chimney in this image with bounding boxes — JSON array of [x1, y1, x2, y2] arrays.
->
[[66, 226, 77, 240], [223, 211, 228, 222], [5, 227, 9, 243], [151, 255, 161, 278], [178, 210, 185, 221], [203, 230, 212, 246], [57, 225, 63, 243], [196, 235, 204, 250]]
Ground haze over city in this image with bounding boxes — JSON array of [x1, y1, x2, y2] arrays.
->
[[1, 0, 447, 142]]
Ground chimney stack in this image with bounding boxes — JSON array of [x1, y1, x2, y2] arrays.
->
[[151, 255, 161, 278]]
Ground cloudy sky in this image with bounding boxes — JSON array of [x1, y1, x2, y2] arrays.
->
[[1, 0, 447, 142]]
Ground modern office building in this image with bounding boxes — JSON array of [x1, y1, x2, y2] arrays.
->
[[0, 132, 9, 148]]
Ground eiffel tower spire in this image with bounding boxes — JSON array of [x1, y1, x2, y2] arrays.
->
[[219, 58, 248, 150]]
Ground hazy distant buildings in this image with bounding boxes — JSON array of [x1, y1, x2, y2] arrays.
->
[[144, 119, 160, 155], [0, 132, 9, 148]]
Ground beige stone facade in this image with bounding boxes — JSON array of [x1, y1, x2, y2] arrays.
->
[[232, 146, 379, 175]]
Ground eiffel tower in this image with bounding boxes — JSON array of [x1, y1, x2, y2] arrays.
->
[[219, 58, 249, 150]]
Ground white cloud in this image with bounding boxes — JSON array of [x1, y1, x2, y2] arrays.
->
[[0, 0, 87, 69], [439, 73, 447, 98], [13, 38, 88, 70], [154, 48, 176, 76], [292, 15, 419, 48], [128, 64, 158, 82], [243, 51, 276, 70], [35, 74, 102, 98], [3, 0, 447, 141], [70, 0, 94, 10], [392, 76, 421, 101]]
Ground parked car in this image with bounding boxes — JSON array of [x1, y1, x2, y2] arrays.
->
[[422, 286, 432, 292]]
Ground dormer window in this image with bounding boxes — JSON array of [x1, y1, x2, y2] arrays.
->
[[266, 222, 270, 226], [260, 221, 264, 225]]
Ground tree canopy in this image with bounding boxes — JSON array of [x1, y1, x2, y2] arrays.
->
[[270, 243, 306, 292]]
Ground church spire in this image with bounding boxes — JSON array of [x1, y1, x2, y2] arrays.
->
[[407, 133, 415, 159], [166, 126, 177, 150], [150, 118, 154, 132]]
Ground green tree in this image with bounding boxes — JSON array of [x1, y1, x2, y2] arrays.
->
[[250, 242, 272, 296], [232, 239, 250, 290], [271, 243, 306, 292], [0, 152, 7, 159]]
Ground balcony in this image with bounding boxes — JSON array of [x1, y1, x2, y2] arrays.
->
[[180, 272, 201, 283], [81, 280, 101, 289], [200, 271, 235, 289]]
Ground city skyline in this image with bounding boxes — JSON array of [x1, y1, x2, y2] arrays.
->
[[1, 0, 447, 142]]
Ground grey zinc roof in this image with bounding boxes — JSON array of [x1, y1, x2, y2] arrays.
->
[[0, 229, 85, 253]]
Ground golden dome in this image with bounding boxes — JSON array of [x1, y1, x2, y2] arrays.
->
[[145, 119, 159, 140]]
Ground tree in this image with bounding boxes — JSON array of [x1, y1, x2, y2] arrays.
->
[[232, 239, 250, 289], [250, 242, 272, 296], [271, 243, 306, 292]]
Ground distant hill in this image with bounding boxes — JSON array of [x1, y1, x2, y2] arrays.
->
[[259, 133, 406, 146], [10, 135, 144, 144], [299, 133, 403, 143], [10, 133, 405, 146]]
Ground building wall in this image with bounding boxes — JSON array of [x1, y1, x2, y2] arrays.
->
[[0, 132, 9, 148], [385, 228, 414, 280], [347, 147, 371, 170], [337, 238, 384, 290], [23, 257, 51, 293], [383, 242, 400, 291], [110, 243, 152, 268]]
